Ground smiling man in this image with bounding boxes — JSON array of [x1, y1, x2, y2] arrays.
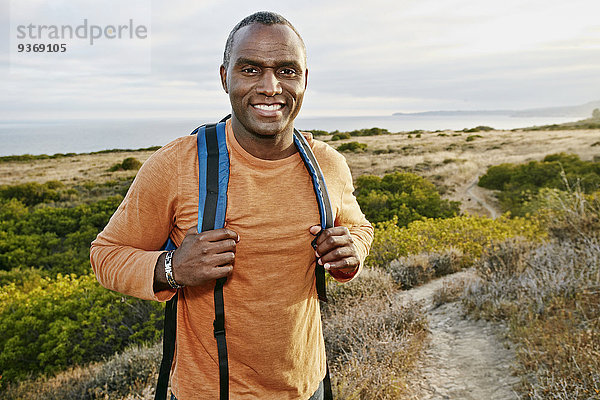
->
[[91, 11, 372, 400]]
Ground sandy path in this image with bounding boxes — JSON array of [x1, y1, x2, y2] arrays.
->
[[399, 271, 520, 400], [464, 176, 500, 219]]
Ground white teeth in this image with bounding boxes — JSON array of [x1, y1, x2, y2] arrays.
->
[[253, 104, 283, 111]]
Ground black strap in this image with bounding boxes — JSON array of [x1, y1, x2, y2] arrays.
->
[[203, 124, 230, 399], [323, 362, 333, 400], [213, 277, 229, 400], [154, 295, 178, 400]]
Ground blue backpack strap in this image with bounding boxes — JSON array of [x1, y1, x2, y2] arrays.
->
[[293, 128, 334, 303], [155, 121, 230, 400], [293, 128, 335, 400], [198, 122, 231, 400]]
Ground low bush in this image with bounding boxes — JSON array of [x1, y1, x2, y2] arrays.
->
[[367, 214, 545, 270], [109, 157, 142, 172], [324, 294, 428, 399], [465, 134, 483, 142], [387, 248, 465, 290], [0, 196, 122, 276], [0, 273, 164, 383], [331, 132, 351, 141], [0, 181, 78, 206], [478, 153, 600, 215], [3, 343, 161, 400], [462, 126, 494, 133], [336, 141, 367, 152], [355, 172, 460, 225], [306, 129, 328, 137], [325, 267, 397, 306], [464, 237, 600, 398]]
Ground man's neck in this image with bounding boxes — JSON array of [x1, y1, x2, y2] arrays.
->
[[230, 117, 297, 160]]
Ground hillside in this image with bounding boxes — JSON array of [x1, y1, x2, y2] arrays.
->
[[2, 127, 599, 219], [2, 125, 599, 399]]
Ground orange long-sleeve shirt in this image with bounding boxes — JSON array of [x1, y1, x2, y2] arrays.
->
[[90, 120, 373, 399]]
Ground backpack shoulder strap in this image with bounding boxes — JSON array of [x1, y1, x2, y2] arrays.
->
[[154, 121, 230, 400], [293, 129, 335, 400], [198, 122, 230, 400], [293, 129, 334, 302]]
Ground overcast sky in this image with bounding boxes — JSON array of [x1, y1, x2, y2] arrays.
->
[[1, 0, 599, 120]]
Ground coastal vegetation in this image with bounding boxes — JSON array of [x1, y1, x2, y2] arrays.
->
[[1, 122, 599, 398], [478, 153, 600, 215]]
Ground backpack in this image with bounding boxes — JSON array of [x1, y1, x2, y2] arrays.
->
[[155, 116, 334, 400]]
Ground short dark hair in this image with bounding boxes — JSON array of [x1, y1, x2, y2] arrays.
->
[[222, 11, 306, 69]]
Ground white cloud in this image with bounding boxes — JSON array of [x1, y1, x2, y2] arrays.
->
[[1, 0, 599, 120]]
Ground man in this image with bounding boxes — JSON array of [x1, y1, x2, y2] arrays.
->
[[91, 11, 373, 400]]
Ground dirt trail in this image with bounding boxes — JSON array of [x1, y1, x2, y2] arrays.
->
[[399, 271, 520, 400], [465, 176, 500, 219], [452, 174, 501, 219]]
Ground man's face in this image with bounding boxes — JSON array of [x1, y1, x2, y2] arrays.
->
[[220, 23, 307, 138]]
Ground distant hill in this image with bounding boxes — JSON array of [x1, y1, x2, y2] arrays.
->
[[393, 100, 600, 118]]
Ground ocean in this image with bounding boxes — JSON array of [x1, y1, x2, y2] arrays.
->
[[0, 115, 579, 156]]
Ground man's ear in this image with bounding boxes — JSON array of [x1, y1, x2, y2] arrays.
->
[[219, 65, 228, 93], [304, 68, 309, 90]]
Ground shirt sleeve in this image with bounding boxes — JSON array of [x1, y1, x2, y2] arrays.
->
[[329, 153, 374, 283], [90, 140, 183, 302]]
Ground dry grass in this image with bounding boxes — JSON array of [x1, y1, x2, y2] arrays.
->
[[3, 343, 161, 399], [387, 248, 466, 290], [432, 277, 472, 308], [0, 150, 154, 186], [321, 267, 429, 399], [462, 191, 600, 399]]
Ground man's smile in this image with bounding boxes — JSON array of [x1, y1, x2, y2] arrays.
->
[[252, 103, 284, 111]]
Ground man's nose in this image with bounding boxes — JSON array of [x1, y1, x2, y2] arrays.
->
[[256, 69, 282, 97]]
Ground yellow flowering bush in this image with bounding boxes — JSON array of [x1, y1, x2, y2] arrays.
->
[[367, 214, 546, 270]]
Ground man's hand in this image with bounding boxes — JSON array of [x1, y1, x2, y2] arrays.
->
[[154, 227, 239, 292], [309, 225, 359, 277]]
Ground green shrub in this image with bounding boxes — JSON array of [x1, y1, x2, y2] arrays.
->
[[0, 181, 75, 206], [0, 273, 164, 383], [336, 141, 367, 152], [478, 153, 600, 215], [306, 129, 328, 136], [465, 134, 483, 142], [0, 196, 122, 276], [329, 127, 391, 141], [463, 126, 493, 133], [347, 127, 390, 137], [331, 132, 351, 141], [355, 172, 460, 225], [109, 157, 142, 172]]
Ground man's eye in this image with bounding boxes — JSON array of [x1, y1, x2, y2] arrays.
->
[[242, 67, 258, 74], [280, 68, 297, 76]]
